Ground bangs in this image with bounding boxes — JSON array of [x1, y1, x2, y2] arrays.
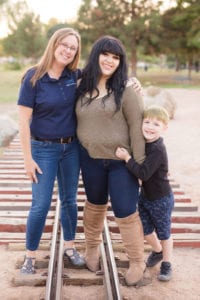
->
[[101, 39, 124, 56], [143, 105, 169, 125]]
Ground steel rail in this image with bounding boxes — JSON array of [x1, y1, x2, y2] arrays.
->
[[101, 219, 122, 300], [55, 229, 64, 300], [45, 197, 61, 300], [100, 241, 113, 300]]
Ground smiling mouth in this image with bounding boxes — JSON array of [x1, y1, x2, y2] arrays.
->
[[103, 64, 113, 69]]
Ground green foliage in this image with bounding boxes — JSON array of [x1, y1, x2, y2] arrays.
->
[[2, 1, 46, 59], [0, 0, 7, 5], [161, 0, 200, 73], [0, 0, 199, 78], [75, 0, 200, 76], [0, 65, 23, 104], [76, 0, 163, 74], [46, 23, 69, 39], [4, 60, 22, 70]]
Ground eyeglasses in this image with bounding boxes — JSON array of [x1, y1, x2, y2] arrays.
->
[[59, 42, 77, 52]]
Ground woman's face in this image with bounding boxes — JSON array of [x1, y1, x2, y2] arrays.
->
[[54, 35, 78, 66], [99, 52, 120, 79]]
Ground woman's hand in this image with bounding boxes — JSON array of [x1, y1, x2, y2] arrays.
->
[[24, 158, 43, 183], [18, 105, 43, 183]]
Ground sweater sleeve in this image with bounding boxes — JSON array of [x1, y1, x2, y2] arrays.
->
[[126, 148, 163, 181], [122, 85, 145, 164]]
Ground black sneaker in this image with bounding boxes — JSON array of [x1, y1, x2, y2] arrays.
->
[[158, 261, 172, 281], [146, 251, 163, 267]]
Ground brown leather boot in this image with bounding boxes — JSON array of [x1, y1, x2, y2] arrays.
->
[[115, 212, 145, 286], [83, 200, 108, 272]]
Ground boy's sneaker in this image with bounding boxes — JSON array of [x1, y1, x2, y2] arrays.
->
[[158, 261, 172, 281], [146, 251, 163, 267]]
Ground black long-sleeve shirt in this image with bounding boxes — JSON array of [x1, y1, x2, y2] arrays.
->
[[126, 137, 172, 201]]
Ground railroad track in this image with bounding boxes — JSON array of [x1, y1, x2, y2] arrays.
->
[[0, 135, 200, 299]]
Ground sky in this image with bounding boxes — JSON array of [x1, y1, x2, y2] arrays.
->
[[0, 0, 83, 37], [26, 0, 83, 23], [0, 0, 175, 37]]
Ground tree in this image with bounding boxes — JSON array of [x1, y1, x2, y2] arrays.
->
[[76, 0, 163, 75], [161, 0, 200, 77], [0, 0, 9, 27], [2, 1, 46, 59]]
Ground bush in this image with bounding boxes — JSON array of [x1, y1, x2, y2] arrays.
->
[[4, 61, 22, 70]]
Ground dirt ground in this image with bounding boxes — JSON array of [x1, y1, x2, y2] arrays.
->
[[0, 88, 200, 299]]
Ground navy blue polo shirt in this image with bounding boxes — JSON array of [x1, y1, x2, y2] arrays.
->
[[17, 67, 81, 139]]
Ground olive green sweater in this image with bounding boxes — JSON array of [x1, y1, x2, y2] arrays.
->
[[76, 84, 145, 163]]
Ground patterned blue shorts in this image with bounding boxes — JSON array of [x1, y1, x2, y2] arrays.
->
[[138, 192, 174, 240]]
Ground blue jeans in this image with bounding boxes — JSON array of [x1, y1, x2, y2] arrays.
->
[[79, 145, 139, 218], [26, 139, 80, 251]]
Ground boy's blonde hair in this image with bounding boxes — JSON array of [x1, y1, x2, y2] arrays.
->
[[143, 105, 169, 125]]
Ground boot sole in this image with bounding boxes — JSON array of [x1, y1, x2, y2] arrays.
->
[[126, 276, 152, 287]]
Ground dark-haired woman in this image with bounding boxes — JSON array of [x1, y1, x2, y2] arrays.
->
[[76, 36, 146, 286]]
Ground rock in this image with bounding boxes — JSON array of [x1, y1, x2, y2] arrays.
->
[[143, 86, 177, 119], [0, 115, 18, 146]]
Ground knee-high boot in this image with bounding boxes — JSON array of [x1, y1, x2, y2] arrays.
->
[[115, 212, 146, 286], [83, 200, 108, 272]]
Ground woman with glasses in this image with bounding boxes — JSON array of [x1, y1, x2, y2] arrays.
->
[[18, 28, 85, 274]]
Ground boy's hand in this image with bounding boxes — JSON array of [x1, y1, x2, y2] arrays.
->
[[115, 147, 131, 162]]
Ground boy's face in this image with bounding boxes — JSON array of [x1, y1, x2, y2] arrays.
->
[[142, 117, 167, 143]]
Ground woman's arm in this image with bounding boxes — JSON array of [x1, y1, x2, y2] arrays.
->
[[122, 86, 146, 164], [18, 105, 42, 183]]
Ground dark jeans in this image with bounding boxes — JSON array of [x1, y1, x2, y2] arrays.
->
[[79, 145, 139, 218]]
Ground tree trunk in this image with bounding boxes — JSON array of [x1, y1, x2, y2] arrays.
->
[[187, 57, 193, 80], [130, 45, 137, 76], [175, 55, 180, 72]]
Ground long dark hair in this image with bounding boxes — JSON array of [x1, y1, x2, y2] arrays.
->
[[77, 35, 128, 111]]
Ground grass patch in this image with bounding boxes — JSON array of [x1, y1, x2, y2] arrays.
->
[[0, 65, 199, 106], [137, 67, 200, 88], [0, 65, 26, 104]]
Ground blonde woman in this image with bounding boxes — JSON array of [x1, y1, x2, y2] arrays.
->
[[18, 28, 85, 274]]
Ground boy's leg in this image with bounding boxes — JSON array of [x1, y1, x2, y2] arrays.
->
[[153, 193, 174, 281], [158, 236, 173, 281], [161, 236, 173, 262], [145, 232, 162, 252], [139, 193, 174, 269], [138, 197, 163, 267], [144, 232, 163, 267]]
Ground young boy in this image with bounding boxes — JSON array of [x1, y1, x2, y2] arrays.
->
[[115, 105, 174, 282]]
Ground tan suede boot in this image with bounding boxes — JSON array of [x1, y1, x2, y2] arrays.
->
[[83, 200, 108, 272], [115, 212, 146, 286]]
